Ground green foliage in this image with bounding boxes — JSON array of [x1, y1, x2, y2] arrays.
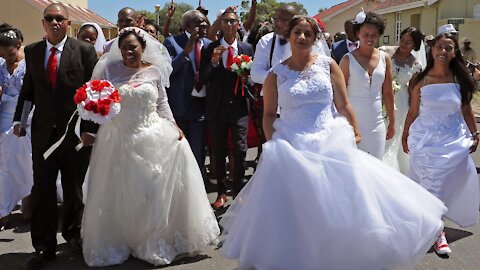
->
[[144, 3, 194, 35], [239, 0, 307, 24]]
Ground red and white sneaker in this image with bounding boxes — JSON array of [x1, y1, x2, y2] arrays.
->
[[434, 231, 452, 255]]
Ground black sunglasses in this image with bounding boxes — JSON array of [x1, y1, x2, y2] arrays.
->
[[44, 15, 67, 23]]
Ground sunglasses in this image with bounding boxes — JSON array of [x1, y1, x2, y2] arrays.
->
[[44, 15, 67, 23]]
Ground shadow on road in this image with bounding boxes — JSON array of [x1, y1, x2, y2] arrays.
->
[[0, 242, 212, 269]]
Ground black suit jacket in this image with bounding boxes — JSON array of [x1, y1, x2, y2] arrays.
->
[[200, 40, 254, 120], [14, 37, 98, 152]]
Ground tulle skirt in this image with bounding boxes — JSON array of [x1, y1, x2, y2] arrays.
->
[[82, 115, 219, 267], [221, 117, 446, 270]]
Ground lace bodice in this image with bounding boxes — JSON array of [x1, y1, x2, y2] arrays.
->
[[109, 83, 174, 132], [272, 55, 334, 133], [392, 60, 422, 87], [0, 58, 26, 103]]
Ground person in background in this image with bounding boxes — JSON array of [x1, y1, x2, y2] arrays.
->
[[103, 7, 137, 53], [200, 10, 254, 209], [324, 32, 333, 49], [77, 22, 106, 57], [143, 18, 160, 39], [403, 32, 479, 255], [163, 10, 210, 181], [461, 37, 477, 63], [380, 27, 424, 174], [0, 24, 26, 230], [334, 31, 347, 43], [250, 4, 299, 157], [332, 19, 358, 63], [162, 3, 176, 38], [207, 0, 257, 42]]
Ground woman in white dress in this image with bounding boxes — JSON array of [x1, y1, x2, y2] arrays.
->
[[220, 16, 446, 270], [403, 32, 479, 255], [0, 25, 28, 228], [382, 27, 424, 174], [82, 28, 220, 267], [339, 11, 395, 159]]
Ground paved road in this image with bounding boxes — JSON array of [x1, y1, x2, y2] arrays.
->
[[1, 143, 479, 270]]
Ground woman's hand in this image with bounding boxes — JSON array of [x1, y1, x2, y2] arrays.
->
[[402, 134, 409, 154], [386, 122, 395, 140], [174, 123, 184, 140], [471, 135, 479, 153], [354, 133, 361, 144]]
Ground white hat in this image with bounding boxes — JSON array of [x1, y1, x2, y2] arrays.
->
[[437, 24, 458, 35]]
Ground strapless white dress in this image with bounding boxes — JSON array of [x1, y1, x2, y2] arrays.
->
[[408, 83, 479, 228]]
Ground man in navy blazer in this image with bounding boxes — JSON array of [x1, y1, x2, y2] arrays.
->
[[164, 10, 210, 175], [331, 20, 358, 63]]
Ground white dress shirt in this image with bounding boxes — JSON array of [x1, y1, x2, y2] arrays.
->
[[251, 32, 291, 85], [220, 37, 238, 68], [44, 35, 67, 69], [185, 31, 206, 97]]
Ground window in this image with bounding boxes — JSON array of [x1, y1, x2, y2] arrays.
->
[[474, 4, 480, 19], [395, 12, 402, 43]]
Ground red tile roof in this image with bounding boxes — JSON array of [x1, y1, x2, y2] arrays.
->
[[315, 0, 363, 20], [368, 0, 422, 11], [25, 0, 115, 28]]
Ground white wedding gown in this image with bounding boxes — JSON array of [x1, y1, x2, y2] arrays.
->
[[82, 74, 220, 266], [347, 51, 386, 159], [408, 83, 479, 228], [383, 59, 422, 174], [221, 55, 446, 270]]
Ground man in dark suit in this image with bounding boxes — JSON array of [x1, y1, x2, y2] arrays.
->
[[331, 20, 358, 63], [200, 10, 253, 209], [13, 4, 98, 269], [164, 10, 210, 176]]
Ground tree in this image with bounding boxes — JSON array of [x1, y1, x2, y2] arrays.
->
[[240, 0, 308, 24], [318, 7, 327, 14], [142, 3, 194, 36]]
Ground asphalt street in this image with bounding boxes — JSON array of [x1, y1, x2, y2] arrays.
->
[[1, 138, 480, 270]]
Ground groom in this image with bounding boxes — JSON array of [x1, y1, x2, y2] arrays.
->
[[13, 3, 98, 269]]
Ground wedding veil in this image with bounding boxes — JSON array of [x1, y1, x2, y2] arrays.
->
[[92, 27, 173, 88], [411, 41, 427, 69]]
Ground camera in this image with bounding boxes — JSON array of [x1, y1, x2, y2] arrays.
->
[[466, 60, 479, 73]]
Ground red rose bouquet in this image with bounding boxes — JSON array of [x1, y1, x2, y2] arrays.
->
[[229, 54, 253, 96], [74, 80, 122, 124]]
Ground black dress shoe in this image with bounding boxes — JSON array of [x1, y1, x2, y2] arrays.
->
[[68, 238, 83, 254], [24, 250, 55, 269]]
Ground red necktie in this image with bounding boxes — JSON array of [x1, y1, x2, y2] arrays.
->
[[47, 47, 58, 89], [226, 46, 234, 71], [194, 41, 202, 91]]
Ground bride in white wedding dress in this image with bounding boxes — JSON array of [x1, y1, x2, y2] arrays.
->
[[220, 16, 446, 270], [81, 28, 219, 267], [380, 27, 424, 174]]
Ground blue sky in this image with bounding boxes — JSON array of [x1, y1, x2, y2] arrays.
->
[[89, 0, 344, 23]]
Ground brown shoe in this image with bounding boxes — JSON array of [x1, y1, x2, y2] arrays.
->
[[211, 194, 228, 210]]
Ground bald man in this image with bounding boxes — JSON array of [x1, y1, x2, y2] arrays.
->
[[103, 7, 138, 53], [13, 3, 98, 268]]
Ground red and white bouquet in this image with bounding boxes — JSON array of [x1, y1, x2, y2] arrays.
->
[[229, 54, 253, 96], [73, 79, 122, 124]]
